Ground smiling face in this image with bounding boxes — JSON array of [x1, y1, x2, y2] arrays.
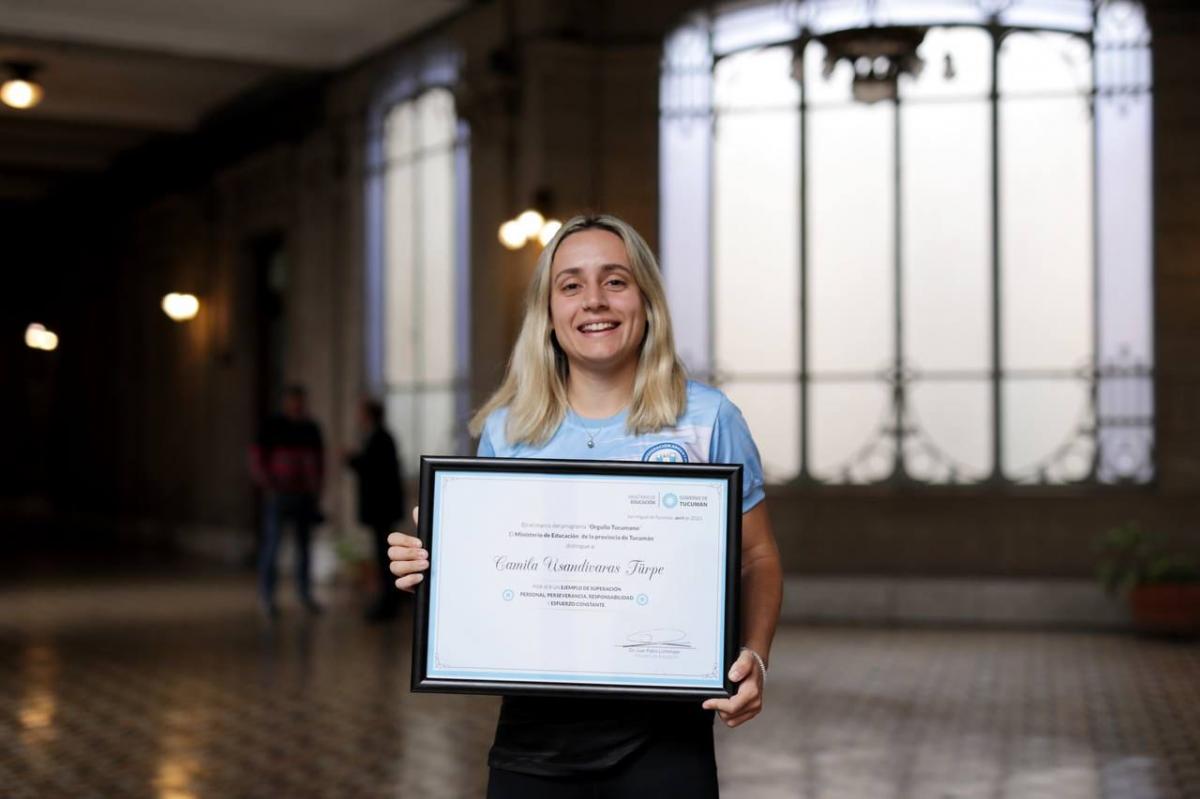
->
[[548, 229, 648, 378]]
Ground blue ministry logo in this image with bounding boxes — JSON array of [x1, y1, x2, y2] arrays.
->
[[661, 493, 679, 509]]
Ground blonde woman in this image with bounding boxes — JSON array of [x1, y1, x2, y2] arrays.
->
[[388, 214, 782, 798]]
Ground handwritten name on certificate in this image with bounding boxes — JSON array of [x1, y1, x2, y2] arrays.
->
[[426, 470, 730, 689]]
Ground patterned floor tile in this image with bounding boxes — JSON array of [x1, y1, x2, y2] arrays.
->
[[0, 574, 1197, 798]]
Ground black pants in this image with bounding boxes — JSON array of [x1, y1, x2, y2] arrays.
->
[[486, 726, 718, 799], [258, 493, 317, 605]]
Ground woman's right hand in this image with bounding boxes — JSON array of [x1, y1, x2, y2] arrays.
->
[[388, 506, 428, 591]]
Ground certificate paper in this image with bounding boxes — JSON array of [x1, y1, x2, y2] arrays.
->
[[412, 457, 742, 700]]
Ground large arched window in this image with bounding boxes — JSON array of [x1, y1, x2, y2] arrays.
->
[[366, 51, 470, 476], [661, 0, 1152, 486]]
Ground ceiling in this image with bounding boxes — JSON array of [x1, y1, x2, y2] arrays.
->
[[0, 0, 468, 204]]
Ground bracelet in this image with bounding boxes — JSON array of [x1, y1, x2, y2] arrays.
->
[[741, 646, 767, 684]]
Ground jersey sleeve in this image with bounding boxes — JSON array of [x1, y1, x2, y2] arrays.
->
[[710, 396, 766, 513]]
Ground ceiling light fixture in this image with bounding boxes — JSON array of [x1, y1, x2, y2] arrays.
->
[[162, 293, 200, 322], [25, 323, 58, 351], [1, 62, 45, 110]]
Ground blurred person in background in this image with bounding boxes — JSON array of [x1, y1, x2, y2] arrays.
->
[[344, 398, 405, 622], [250, 384, 325, 618]]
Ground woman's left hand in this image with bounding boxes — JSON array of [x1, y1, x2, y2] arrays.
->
[[701, 649, 764, 728]]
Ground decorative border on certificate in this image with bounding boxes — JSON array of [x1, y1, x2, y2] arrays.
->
[[411, 456, 743, 701]]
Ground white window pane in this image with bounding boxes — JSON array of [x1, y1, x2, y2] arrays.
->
[[809, 383, 894, 482], [661, 25, 714, 376], [1097, 369, 1153, 483], [1098, 424, 1154, 484], [902, 99, 990, 372], [420, 147, 457, 383], [1002, 380, 1093, 482], [662, 23, 712, 115], [721, 381, 800, 483], [454, 130, 471, 377], [419, 389, 459, 460], [659, 10, 1157, 488], [387, 389, 460, 478], [384, 89, 461, 391], [385, 390, 418, 479], [1000, 94, 1092, 371], [906, 381, 991, 482], [385, 102, 417, 161], [662, 114, 712, 375], [418, 88, 457, 150], [1095, 92, 1154, 483], [809, 101, 894, 373], [714, 48, 800, 375], [384, 160, 416, 383], [1095, 0, 1154, 485], [1096, 94, 1152, 365], [377, 82, 464, 476], [715, 45, 798, 110], [999, 31, 1092, 96], [1096, 2, 1151, 52], [900, 27, 991, 100]]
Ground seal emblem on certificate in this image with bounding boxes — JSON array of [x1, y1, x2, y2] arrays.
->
[[411, 456, 743, 700]]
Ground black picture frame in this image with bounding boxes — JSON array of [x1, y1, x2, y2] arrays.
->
[[411, 456, 743, 701]]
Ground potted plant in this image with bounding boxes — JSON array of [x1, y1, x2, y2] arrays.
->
[[1097, 522, 1200, 637]]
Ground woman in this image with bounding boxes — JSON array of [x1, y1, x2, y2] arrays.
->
[[388, 214, 782, 797]]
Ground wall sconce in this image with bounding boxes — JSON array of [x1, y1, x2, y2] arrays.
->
[[24, 323, 58, 351], [1, 62, 45, 110], [498, 190, 562, 250], [161, 292, 200, 322], [498, 211, 563, 250], [498, 219, 527, 250]]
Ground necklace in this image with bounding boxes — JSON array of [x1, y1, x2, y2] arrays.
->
[[571, 401, 627, 449], [572, 410, 606, 449], [580, 419, 601, 449]]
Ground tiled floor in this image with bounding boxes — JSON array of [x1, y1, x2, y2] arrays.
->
[[1, 573, 1197, 799]]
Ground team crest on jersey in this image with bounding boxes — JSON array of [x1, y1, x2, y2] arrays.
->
[[642, 442, 688, 463]]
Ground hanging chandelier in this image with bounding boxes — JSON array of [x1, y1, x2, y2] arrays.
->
[[815, 25, 928, 103]]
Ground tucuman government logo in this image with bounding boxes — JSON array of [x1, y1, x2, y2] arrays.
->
[[642, 442, 688, 463]]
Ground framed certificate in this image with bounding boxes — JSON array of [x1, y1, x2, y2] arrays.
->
[[412, 456, 742, 700]]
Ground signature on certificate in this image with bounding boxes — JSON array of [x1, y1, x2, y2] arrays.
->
[[622, 628, 693, 649]]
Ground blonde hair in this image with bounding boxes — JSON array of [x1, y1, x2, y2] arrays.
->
[[469, 214, 688, 446]]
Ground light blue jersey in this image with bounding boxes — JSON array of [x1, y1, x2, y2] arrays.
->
[[477, 380, 765, 513]]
